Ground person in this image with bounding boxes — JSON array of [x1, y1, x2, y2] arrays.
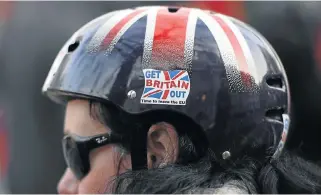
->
[[42, 6, 321, 194], [0, 2, 143, 193]]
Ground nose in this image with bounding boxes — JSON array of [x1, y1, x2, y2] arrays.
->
[[57, 169, 79, 194]]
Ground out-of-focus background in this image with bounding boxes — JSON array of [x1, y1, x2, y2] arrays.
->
[[0, 1, 320, 193]]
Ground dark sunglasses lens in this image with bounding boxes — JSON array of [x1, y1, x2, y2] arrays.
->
[[62, 137, 86, 179]]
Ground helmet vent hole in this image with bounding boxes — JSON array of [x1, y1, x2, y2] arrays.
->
[[68, 41, 80, 53], [265, 108, 284, 122], [266, 77, 283, 89], [168, 7, 179, 13]]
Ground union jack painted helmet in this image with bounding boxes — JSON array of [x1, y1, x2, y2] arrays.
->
[[42, 6, 291, 166]]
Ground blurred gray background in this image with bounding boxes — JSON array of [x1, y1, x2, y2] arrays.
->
[[0, 1, 320, 193]]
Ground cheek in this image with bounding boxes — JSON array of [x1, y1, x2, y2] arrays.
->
[[78, 145, 131, 193]]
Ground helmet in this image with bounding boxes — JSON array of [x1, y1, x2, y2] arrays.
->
[[42, 6, 290, 168]]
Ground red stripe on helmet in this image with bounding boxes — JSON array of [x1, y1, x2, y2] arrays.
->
[[151, 8, 190, 68], [100, 9, 146, 49], [213, 15, 251, 87]]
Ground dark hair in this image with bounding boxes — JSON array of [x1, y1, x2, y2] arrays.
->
[[259, 151, 321, 194], [111, 149, 321, 194], [88, 100, 321, 194]]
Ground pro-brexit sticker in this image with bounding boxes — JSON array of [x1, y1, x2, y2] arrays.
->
[[141, 69, 190, 105]]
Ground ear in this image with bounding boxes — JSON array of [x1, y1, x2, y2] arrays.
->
[[147, 122, 179, 168]]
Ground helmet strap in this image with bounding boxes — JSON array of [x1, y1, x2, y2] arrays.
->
[[130, 127, 148, 170]]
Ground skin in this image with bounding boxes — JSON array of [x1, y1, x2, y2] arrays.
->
[[58, 99, 178, 194]]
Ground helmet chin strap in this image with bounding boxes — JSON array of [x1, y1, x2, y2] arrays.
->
[[130, 127, 148, 170], [105, 104, 148, 170]]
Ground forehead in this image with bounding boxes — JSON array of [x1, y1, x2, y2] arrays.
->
[[64, 99, 110, 136]]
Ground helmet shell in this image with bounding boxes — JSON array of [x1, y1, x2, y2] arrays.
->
[[43, 6, 290, 162]]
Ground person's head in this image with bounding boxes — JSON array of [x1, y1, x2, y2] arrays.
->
[[42, 6, 291, 193]]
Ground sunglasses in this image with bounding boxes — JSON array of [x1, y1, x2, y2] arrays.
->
[[62, 133, 123, 180]]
